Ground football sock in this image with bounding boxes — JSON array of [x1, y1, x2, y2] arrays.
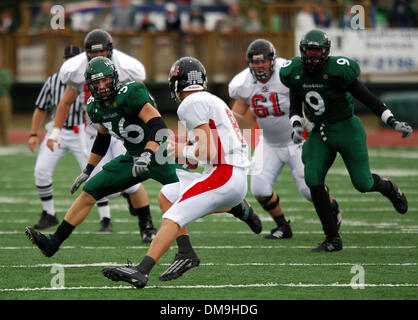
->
[[37, 184, 55, 216], [310, 185, 339, 239], [370, 173, 393, 196], [273, 214, 287, 226], [228, 203, 248, 220], [176, 234, 195, 255], [52, 220, 75, 245], [97, 201, 110, 220], [137, 255, 155, 274], [131, 205, 152, 226]]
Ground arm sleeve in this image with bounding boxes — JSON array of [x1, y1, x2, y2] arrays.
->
[[347, 79, 388, 117], [289, 89, 303, 119]]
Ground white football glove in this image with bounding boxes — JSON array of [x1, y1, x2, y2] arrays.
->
[[132, 151, 153, 177], [291, 123, 304, 144], [391, 121, 413, 138]]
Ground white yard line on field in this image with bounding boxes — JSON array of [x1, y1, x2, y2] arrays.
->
[[0, 262, 416, 268], [1, 282, 417, 292], [1, 245, 416, 250]]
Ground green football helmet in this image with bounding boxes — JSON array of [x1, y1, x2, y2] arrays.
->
[[299, 29, 331, 72], [85, 56, 119, 103]]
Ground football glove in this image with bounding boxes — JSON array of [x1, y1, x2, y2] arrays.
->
[[291, 122, 304, 144], [132, 150, 153, 177], [391, 121, 413, 138], [71, 164, 94, 194]]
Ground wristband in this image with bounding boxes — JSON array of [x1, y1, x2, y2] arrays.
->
[[381, 109, 394, 124], [232, 110, 244, 120], [49, 127, 61, 140], [84, 163, 95, 175], [29, 133, 37, 137]]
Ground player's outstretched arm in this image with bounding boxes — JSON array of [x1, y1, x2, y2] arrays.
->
[[347, 79, 413, 138], [231, 99, 249, 124]]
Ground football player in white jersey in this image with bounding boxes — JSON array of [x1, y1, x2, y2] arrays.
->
[[102, 57, 259, 288], [229, 39, 340, 239], [46, 29, 155, 242]]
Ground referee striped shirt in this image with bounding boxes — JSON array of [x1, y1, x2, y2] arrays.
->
[[35, 72, 85, 128]]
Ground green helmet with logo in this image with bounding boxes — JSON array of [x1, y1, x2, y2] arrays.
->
[[85, 56, 119, 103], [299, 29, 331, 72]]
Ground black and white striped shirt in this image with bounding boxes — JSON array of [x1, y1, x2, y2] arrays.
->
[[35, 72, 85, 128]]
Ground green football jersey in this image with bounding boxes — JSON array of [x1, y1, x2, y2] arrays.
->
[[279, 56, 360, 125], [87, 81, 156, 156]]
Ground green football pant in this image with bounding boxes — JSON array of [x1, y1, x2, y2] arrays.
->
[[302, 115, 374, 192], [83, 153, 179, 200]]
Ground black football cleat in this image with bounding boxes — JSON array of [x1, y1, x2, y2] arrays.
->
[[330, 199, 342, 231], [139, 218, 157, 243], [102, 265, 148, 289], [311, 236, 343, 252], [384, 178, 408, 214], [34, 211, 58, 230], [99, 217, 113, 232], [264, 220, 292, 239], [159, 252, 200, 281], [25, 226, 59, 257], [231, 199, 262, 234]]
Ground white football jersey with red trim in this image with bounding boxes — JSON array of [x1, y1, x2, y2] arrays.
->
[[228, 58, 292, 147], [177, 91, 250, 169], [59, 49, 146, 92]]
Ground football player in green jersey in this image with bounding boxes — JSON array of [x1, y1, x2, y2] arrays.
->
[[24, 56, 180, 258], [25, 57, 261, 262], [280, 29, 413, 252]]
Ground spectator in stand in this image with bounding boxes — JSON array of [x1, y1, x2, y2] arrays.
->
[[0, 9, 18, 34], [216, 2, 245, 32], [244, 8, 263, 33], [295, 4, 316, 33], [164, 2, 182, 33], [0, 57, 13, 145], [313, 1, 332, 28], [185, 5, 206, 34], [390, 0, 416, 28], [112, 0, 136, 32], [340, 2, 355, 29], [138, 12, 158, 32], [31, 1, 53, 34]]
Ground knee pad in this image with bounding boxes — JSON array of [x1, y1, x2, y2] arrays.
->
[[257, 192, 280, 211]]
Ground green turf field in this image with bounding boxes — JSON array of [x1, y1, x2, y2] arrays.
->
[[0, 145, 417, 300]]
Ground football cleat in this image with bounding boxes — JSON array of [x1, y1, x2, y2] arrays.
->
[[384, 178, 408, 214], [139, 218, 157, 243], [102, 265, 148, 289], [264, 220, 292, 239], [330, 199, 342, 231], [99, 217, 113, 232], [25, 226, 59, 257], [159, 252, 200, 281], [34, 211, 59, 230], [311, 236, 343, 252], [236, 199, 262, 234]]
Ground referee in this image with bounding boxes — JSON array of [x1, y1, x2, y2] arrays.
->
[[27, 45, 110, 230]]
